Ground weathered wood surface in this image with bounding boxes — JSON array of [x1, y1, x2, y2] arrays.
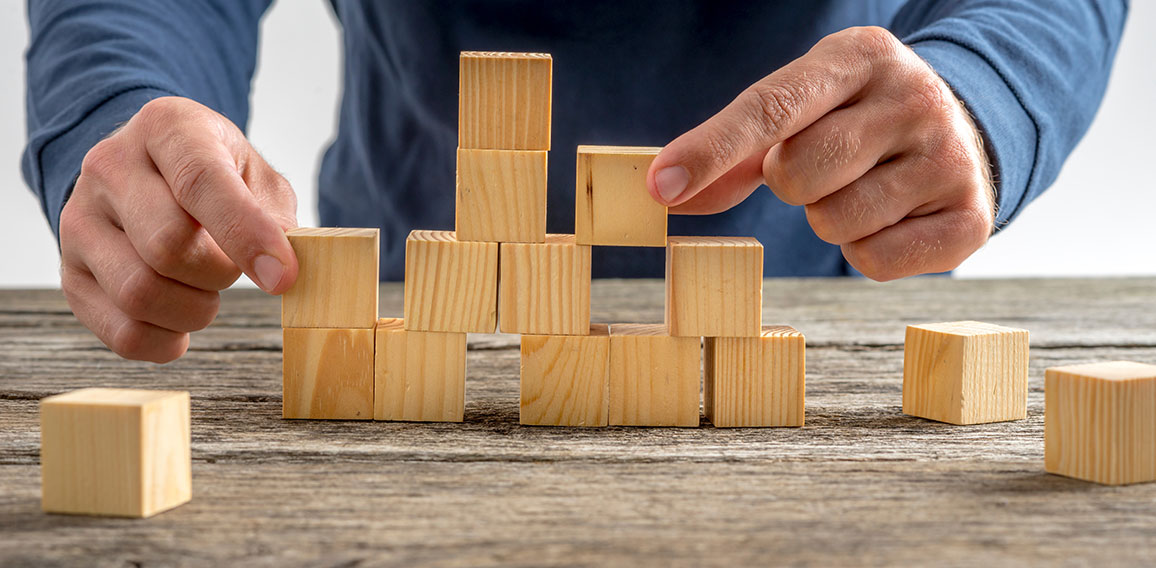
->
[[2, 278, 1156, 566]]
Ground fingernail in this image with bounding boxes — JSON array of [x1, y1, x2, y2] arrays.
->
[[254, 254, 285, 293], [655, 166, 690, 204]]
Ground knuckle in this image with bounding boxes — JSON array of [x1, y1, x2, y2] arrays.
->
[[743, 81, 804, 135], [113, 265, 162, 321], [843, 243, 900, 282], [167, 152, 220, 209], [79, 138, 126, 184], [804, 203, 844, 244], [905, 74, 954, 119], [110, 320, 183, 363], [848, 26, 904, 65], [188, 293, 221, 331], [141, 221, 198, 277], [137, 97, 188, 130]]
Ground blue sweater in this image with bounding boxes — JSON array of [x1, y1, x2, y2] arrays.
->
[[23, 1, 1127, 280]]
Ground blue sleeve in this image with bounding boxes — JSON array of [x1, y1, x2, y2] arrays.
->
[[891, 0, 1128, 229], [22, 0, 271, 238]]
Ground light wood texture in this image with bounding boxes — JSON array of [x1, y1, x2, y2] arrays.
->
[[455, 148, 547, 243], [282, 328, 374, 420], [499, 234, 591, 335], [665, 236, 763, 337], [375, 318, 466, 422], [404, 230, 499, 333], [281, 228, 379, 329], [704, 325, 805, 427], [520, 324, 609, 426], [40, 388, 190, 518], [608, 324, 700, 427], [458, 51, 552, 150], [1045, 361, 1156, 485], [903, 321, 1029, 425], [575, 146, 667, 247]]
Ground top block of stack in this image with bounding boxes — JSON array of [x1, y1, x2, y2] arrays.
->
[[282, 228, 380, 329], [459, 52, 552, 150], [575, 146, 667, 247]]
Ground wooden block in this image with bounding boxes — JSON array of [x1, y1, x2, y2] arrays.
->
[[704, 326, 805, 428], [455, 148, 547, 243], [282, 228, 379, 329], [374, 318, 467, 422], [520, 325, 610, 427], [608, 324, 700, 427], [403, 230, 498, 333], [458, 51, 552, 150], [40, 388, 190, 518], [499, 234, 591, 335], [665, 237, 763, 337], [282, 328, 374, 420], [1046, 361, 1156, 485], [902, 321, 1029, 425], [575, 146, 667, 247]]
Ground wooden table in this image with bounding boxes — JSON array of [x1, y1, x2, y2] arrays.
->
[[2, 278, 1155, 566]]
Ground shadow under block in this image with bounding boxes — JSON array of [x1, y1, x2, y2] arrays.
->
[[520, 325, 610, 427], [374, 318, 466, 422], [458, 51, 552, 150], [499, 234, 591, 335], [283, 328, 374, 420], [665, 236, 763, 338], [1045, 361, 1156, 485], [902, 321, 1029, 425], [282, 228, 379, 329], [608, 324, 700, 427], [705, 326, 805, 428], [575, 146, 667, 247], [456, 148, 547, 243], [40, 388, 191, 518], [403, 230, 499, 333]]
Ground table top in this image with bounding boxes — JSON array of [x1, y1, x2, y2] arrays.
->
[[2, 278, 1155, 566]]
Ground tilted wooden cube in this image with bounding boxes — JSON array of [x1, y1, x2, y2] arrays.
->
[[705, 326, 805, 427], [665, 236, 763, 337], [455, 148, 547, 243], [499, 234, 591, 335], [375, 318, 467, 422], [1046, 361, 1156, 485], [902, 321, 1029, 425], [404, 230, 499, 333], [40, 388, 191, 518], [282, 228, 379, 329], [458, 51, 552, 150], [575, 146, 667, 247], [283, 328, 375, 420], [520, 325, 610, 427], [609, 324, 700, 427]]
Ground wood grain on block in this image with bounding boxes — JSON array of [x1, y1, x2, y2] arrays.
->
[[40, 388, 190, 518], [608, 324, 700, 427], [704, 326, 805, 427], [456, 148, 547, 243], [902, 321, 1029, 425], [575, 146, 667, 247], [665, 236, 763, 337], [458, 51, 552, 150], [375, 318, 467, 422], [282, 328, 374, 420], [1046, 361, 1156, 485], [499, 234, 591, 335], [520, 325, 610, 427], [282, 228, 379, 329], [404, 230, 498, 333]]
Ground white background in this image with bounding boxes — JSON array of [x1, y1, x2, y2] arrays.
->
[[1, 1, 1153, 288]]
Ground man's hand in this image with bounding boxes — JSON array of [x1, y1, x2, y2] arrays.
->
[[648, 26, 994, 280], [60, 97, 299, 363]]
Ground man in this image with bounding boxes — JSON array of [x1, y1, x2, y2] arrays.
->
[[23, 1, 1127, 362]]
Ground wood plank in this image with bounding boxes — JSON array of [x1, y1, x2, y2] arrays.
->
[[608, 324, 699, 427], [455, 148, 547, 243], [375, 318, 466, 422], [665, 237, 763, 337], [281, 228, 379, 329], [282, 328, 374, 420], [499, 234, 591, 335], [458, 51, 552, 150], [575, 146, 666, 247], [403, 230, 499, 333], [705, 325, 805, 427]]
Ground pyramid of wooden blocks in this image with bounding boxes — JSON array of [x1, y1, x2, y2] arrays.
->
[[575, 146, 667, 247], [705, 326, 805, 427], [520, 325, 610, 427], [609, 324, 700, 427], [499, 234, 591, 335], [40, 388, 190, 518], [1045, 361, 1156, 485], [404, 230, 498, 333], [458, 51, 552, 150], [665, 236, 763, 338], [902, 321, 1029, 425], [375, 318, 467, 422]]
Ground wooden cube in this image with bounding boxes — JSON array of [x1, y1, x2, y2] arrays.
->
[[520, 325, 610, 427], [40, 388, 190, 518], [283, 328, 374, 420], [282, 228, 379, 329], [455, 148, 547, 243], [1046, 361, 1156, 485], [575, 146, 667, 247], [499, 234, 591, 335], [705, 326, 805, 427], [902, 321, 1029, 425], [404, 230, 499, 333], [458, 51, 552, 150], [665, 236, 763, 337], [375, 318, 467, 422], [609, 324, 700, 427]]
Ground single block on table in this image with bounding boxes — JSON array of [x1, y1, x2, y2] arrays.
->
[[1046, 361, 1156, 485], [499, 234, 591, 335], [281, 227, 379, 329], [458, 51, 552, 150], [520, 325, 610, 427], [283, 327, 375, 420], [455, 148, 547, 243], [375, 318, 467, 422], [902, 321, 1029, 425], [665, 236, 763, 337], [575, 146, 667, 247], [705, 326, 805, 427], [40, 388, 190, 518], [608, 324, 700, 427], [404, 230, 499, 333]]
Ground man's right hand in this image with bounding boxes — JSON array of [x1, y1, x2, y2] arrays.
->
[[60, 97, 299, 363]]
